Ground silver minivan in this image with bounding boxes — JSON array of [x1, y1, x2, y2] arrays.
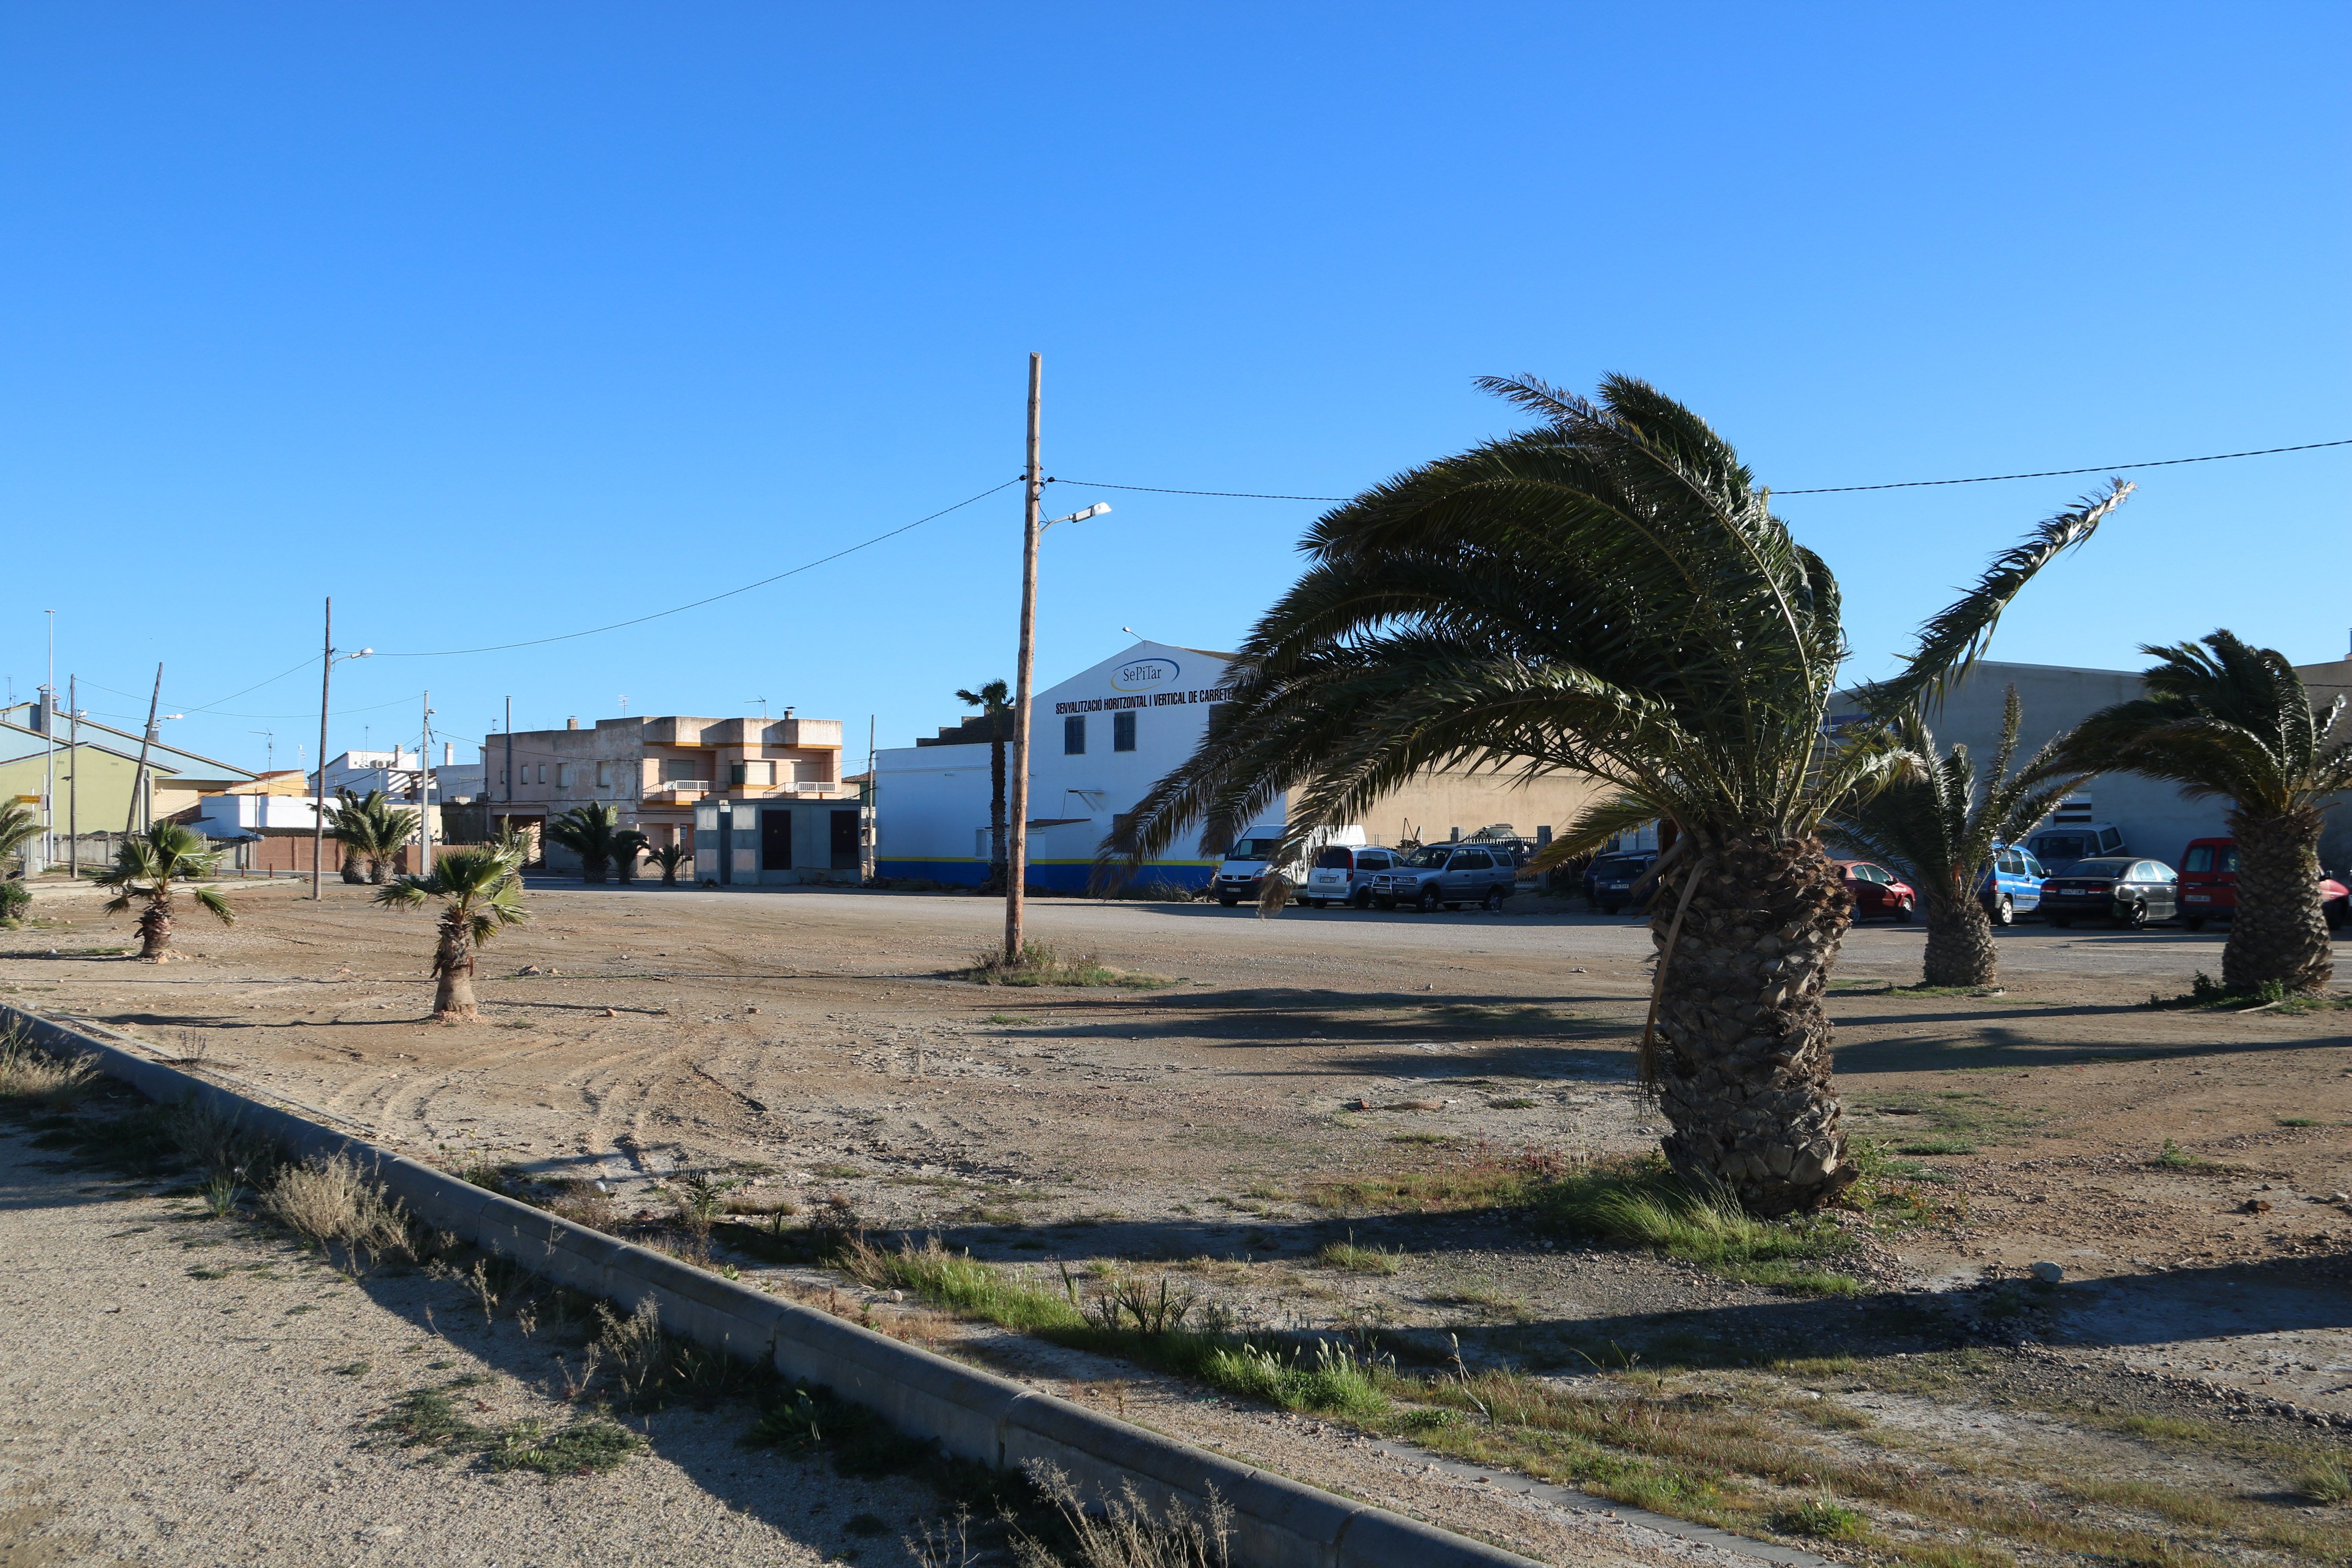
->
[[1302, 844, 1401, 908]]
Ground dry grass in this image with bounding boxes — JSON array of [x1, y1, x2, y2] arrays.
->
[[959, 941, 1173, 989], [0, 1028, 97, 1110], [1011, 1462, 1233, 1568], [262, 1153, 412, 1256]]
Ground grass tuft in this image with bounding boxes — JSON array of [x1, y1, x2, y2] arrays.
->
[[0, 1028, 97, 1111], [1770, 1498, 1866, 1539], [1313, 1234, 1404, 1275], [2294, 1458, 2352, 1505], [263, 1154, 412, 1257], [957, 940, 1173, 989]]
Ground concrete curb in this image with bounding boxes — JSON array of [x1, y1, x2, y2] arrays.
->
[[9, 1003, 1564, 1568]]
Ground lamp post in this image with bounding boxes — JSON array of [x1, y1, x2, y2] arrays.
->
[[309, 595, 374, 899], [1002, 355, 1111, 963]]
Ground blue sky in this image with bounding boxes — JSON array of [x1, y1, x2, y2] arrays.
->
[[3, 4, 2346, 772]]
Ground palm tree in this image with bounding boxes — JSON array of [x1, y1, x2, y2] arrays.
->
[[611, 827, 649, 883], [1107, 374, 2130, 1213], [546, 802, 627, 884], [1826, 688, 2089, 988], [374, 844, 528, 1021], [2058, 631, 2351, 994], [0, 800, 40, 873], [957, 678, 1012, 892], [323, 788, 421, 885], [651, 842, 692, 885], [96, 821, 235, 961]]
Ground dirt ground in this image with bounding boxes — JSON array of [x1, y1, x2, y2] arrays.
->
[[4, 876, 2349, 1564]]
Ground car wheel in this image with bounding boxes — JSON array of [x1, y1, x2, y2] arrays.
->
[[2181, 917, 2206, 932], [2048, 915, 2072, 928], [2121, 901, 2148, 930], [1600, 901, 1622, 916], [1894, 897, 1915, 924], [1484, 885, 1505, 912], [1991, 894, 2014, 927], [1418, 886, 1442, 913], [1352, 888, 1372, 910], [1217, 896, 1238, 907]]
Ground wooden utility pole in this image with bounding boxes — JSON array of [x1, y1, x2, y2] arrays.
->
[[66, 676, 78, 878], [1004, 353, 1043, 963], [312, 598, 332, 899], [125, 664, 162, 836], [417, 691, 433, 875]]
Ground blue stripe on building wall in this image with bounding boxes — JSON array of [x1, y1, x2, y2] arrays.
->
[[875, 858, 1215, 893]]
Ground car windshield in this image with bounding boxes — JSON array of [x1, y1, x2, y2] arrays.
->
[[1401, 845, 1454, 868], [1222, 839, 1280, 862], [2064, 859, 2132, 878], [2033, 835, 2092, 862], [1594, 856, 1649, 875]]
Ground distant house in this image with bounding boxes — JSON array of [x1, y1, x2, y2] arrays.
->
[[0, 702, 253, 859]]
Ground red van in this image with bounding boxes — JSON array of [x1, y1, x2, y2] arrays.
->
[[2177, 837, 2350, 932]]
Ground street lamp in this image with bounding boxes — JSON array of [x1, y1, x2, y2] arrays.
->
[[311, 598, 374, 899], [1002, 359, 1112, 964]]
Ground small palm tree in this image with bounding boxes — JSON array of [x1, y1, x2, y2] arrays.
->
[[0, 800, 41, 873], [957, 678, 1012, 891], [1827, 688, 2089, 987], [651, 842, 692, 885], [375, 845, 527, 1021], [1109, 374, 2128, 1213], [96, 822, 234, 961], [324, 788, 421, 884], [2059, 631, 2352, 994], [612, 828, 649, 883], [546, 802, 627, 883]]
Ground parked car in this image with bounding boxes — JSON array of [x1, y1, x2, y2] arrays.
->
[[1975, 842, 2048, 925], [2176, 837, 2352, 931], [1583, 851, 1657, 914], [1212, 824, 1366, 906], [2023, 823, 2127, 874], [1835, 860, 1917, 922], [1300, 844, 1404, 908], [1368, 843, 1518, 912], [2040, 857, 2177, 928]]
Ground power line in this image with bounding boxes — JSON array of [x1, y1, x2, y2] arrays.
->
[[376, 479, 1020, 658], [1056, 435, 2352, 505]]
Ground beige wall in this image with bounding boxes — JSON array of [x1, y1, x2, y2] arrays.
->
[[1358, 766, 1610, 848]]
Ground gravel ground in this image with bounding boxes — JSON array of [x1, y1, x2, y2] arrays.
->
[[0, 1120, 934, 1568]]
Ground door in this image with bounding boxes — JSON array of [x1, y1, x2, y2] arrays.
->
[[830, 810, 861, 870], [760, 809, 793, 872], [2142, 862, 2176, 920], [716, 807, 733, 884]]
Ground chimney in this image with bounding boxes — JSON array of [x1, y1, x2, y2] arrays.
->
[[443, 742, 454, 765], [783, 706, 795, 720], [567, 717, 579, 730]]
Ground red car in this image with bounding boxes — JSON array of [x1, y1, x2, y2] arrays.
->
[[1836, 860, 1917, 922], [2177, 837, 2350, 932]]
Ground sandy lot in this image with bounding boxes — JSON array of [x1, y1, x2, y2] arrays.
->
[[4, 876, 2349, 1564]]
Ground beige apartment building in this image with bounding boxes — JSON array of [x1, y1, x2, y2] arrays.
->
[[481, 710, 852, 874]]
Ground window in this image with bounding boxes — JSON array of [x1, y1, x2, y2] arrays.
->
[[1063, 715, 1086, 755], [2098, 828, 2123, 852], [1113, 711, 1136, 752], [555, 764, 571, 788], [660, 759, 706, 782], [1313, 847, 1354, 870], [731, 761, 775, 786], [1455, 850, 1492, 870], [2182, 846, 2213, 873], [595, 761, 611, 788]]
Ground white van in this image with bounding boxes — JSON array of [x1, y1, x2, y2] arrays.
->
[[1212, 823, 1366, 907]]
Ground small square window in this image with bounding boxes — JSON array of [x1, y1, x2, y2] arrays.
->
[[595, 761, 611, 788], [1063, 715, 1086, 755], [1113, 711, 1136, 752]]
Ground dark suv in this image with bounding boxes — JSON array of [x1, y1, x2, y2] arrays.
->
[[1584, 852, 1657, 914], [1369, 843, 1518, 912]]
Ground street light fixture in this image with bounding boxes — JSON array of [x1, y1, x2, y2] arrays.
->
[[311, 600, 374, 899]]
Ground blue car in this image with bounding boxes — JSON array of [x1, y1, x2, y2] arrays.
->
[[1975, 842, 2048, 925]]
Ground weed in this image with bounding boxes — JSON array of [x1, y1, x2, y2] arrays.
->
[[262, 1154, 412, 1259], [370, 1381, 642, 1476], [2294, 1458, 2352, 1505], [845, 1234, 1080, 1333], [2153, 1139, 2226, 1172], [1313, 1233, 1403, 1276], [1200, 1339, 1387, 1418], [745, 1383, 937, 1478], [1488, 1096, 1540, 1110], [1386, 1132, 1449, 1146], [1538, 1157, 1862, 1293], [1770, 1498, 1865, 1539], [1012, 1462, 1234, 1568], [546, 1177, 618, 1232], [331, 1360, 370, 1377], [2277, 1118, 2323, 1129], [958, 941, 1172, 990], [671, 1172, 735, 1235], [0, 1029, 96, 1110], [200, 1170, 243, 1217]]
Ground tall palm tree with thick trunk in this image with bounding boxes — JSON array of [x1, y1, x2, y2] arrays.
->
[[957, 679, 1012, 892], [2059, 631, 2350, 994], [96, 822, 235, 961], [546, 802, 627, 884], [1827, 688, 2089, 988], [1108, 375, 2129, 1213], [375, 844, 528, 1021]]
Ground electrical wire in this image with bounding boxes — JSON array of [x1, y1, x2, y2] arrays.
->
[[1055, 435, 2352, 505], [375, 478, 1021, 658]]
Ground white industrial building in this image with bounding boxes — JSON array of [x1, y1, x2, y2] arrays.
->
[[874, 638, 1609, 891]]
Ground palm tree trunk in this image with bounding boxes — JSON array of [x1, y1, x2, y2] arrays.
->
[[1919, 890, 1998, 988], [2224, 809, 2333, 994], [582, 854, 608, 885], [432, 913, 478, 1021], [366, 853, 389, 886], [339, 849, 366, 885], [137, 899, 174, 961], [1650, 832, 1855, 1215]]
